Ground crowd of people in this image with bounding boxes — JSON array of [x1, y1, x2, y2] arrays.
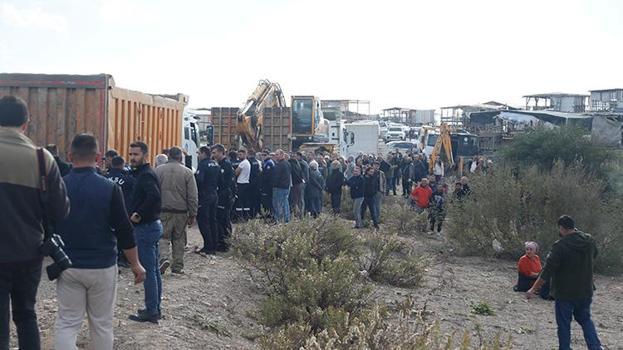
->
[[0, 95, 605, 350]]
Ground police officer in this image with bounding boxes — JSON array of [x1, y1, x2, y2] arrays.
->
[[195, 146, 221, 254], [104, 155, 136, 267], [105, 156, 136, 211], [247, 150, 262, 218], [211, 144, 234, 252]]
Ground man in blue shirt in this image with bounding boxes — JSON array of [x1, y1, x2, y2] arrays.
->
[[55, 134, 145, 349]]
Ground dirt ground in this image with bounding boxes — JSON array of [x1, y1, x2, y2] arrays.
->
[[10, 224, 623, 350]]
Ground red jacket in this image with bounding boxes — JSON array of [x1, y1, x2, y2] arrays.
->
[[517, 254, 542, 277], [411, 185, 433, 209]]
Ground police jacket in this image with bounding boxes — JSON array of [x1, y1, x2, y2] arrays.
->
[[105, 168, 136, 213], [218, 158, 235, 196], [196, 158, 221, 201], [0, 127, 70, 264], [129, 163, 161, 224], [260, 159, 275, 193]]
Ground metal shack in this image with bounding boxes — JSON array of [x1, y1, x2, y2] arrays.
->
[[0, 73, 187, 159]]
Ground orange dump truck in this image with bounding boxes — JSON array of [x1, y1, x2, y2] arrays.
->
[[0, 73, 188, 161]]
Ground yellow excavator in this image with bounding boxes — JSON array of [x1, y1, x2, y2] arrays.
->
[[236, 79, 286, 151], [429, 123, 454, 173]]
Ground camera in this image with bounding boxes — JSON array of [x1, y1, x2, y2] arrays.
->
[[40, 234, 72, 281]]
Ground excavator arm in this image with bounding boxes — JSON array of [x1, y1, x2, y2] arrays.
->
[[236, 79, 286, 151], [429, 123, 454, 173]]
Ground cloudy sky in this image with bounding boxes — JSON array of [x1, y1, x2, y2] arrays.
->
[[1, 0, 621, 113]]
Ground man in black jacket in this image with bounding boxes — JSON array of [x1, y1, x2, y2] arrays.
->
[[288, 154, 305, 218], [0, 96, 70, 349], [105, 156, 135, 211], [325, 160, 344, 214], [45, 144, 72, 177], [195, 146, 221, 254], [127, 141, 163, 324], [528, 216, 603, 350], [346, 166, 364, 229], [260, 153, 276, 218], [362, 166, 380, 228], [105, 156, 136, 267], [212, 144, 235, 251]]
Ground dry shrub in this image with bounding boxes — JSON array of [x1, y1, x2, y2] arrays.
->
[[232, 216, 369, 329], [264, 300, 512, 350], [359, 231, 429, 288], [446, 162, 623, 274], [382, 202, 429, 235], [234, 216, 510, 349]]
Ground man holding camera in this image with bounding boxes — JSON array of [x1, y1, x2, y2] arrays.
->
[[54, 134, 146, 350], [0, 96, 70, 350]]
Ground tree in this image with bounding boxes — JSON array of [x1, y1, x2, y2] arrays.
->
[[500, 126, 611, 174]]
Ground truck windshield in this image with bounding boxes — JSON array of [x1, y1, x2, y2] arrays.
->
[[292, 99, 313, 134]]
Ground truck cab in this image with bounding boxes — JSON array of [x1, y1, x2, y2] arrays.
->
[[182, 112, 200, 170]]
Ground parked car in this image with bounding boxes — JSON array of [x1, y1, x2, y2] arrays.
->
[[385, 126, 406, 141], [385, 140, 419, 155]]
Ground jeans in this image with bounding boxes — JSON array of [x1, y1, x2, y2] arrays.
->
[[352, 197, 364, 228], [330, 191, 341, 214], [197, 194, 218, 252], [272, 188, 290, 223], [555, 298, 602, 350], [135, 220, 163, 316], [373, 192, 382, 224], [386, 177, 395, 195], [361, 197, 379, 226], [0, 260, 42, 350]]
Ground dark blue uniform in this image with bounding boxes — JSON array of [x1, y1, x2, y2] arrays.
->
[[248, 156, 262, 218], [195, 158, 221, 253], [105, 168, 136, 214], [105, 167, 136, 265], [217, 158, 235, 251]]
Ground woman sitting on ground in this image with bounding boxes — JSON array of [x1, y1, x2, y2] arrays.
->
[[514, 241, 550, 299]]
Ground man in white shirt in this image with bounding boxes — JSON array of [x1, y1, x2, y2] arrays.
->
[[235, 149, 251, 220]]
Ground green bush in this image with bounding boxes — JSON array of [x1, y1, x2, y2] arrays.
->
[[359, 231, 429, 288], [471, 302, 495, 316], [446, 163, 623, 273], [381, 202, 429, 235], [234, 216, 511, 349], [500, 126, 612, 174], [232, 216, 369, 329]]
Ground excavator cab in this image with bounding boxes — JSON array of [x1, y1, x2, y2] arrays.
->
[[291, 96, 329, 150]]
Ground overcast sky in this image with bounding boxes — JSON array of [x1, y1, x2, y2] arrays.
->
[[1, 0, 621, 113]]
